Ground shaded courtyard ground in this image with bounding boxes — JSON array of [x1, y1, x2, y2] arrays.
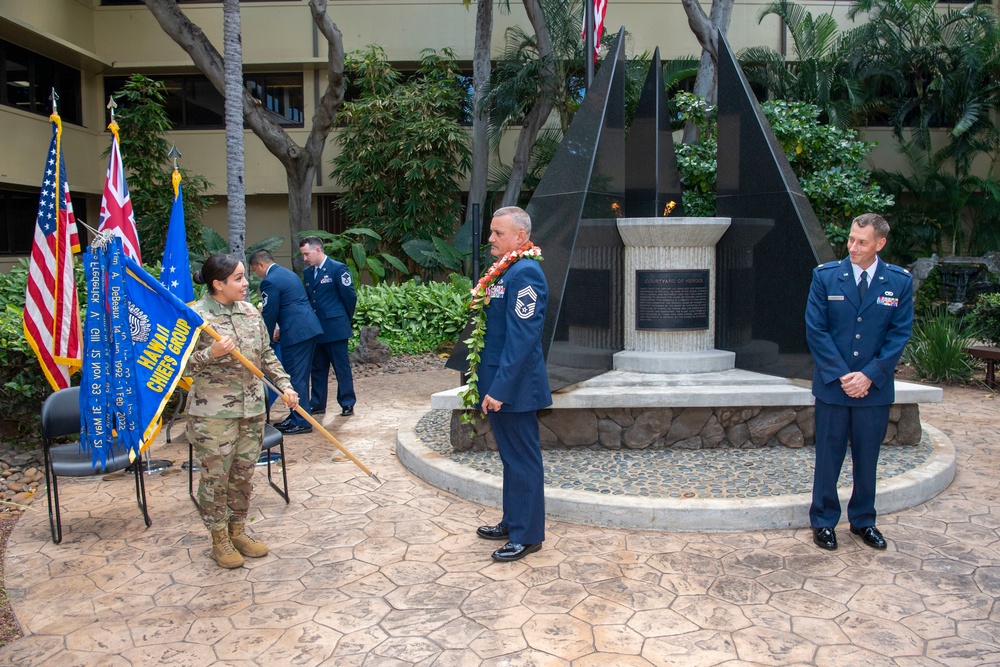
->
[[0, 361, 996, 666]]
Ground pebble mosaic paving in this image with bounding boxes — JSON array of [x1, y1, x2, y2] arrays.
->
[[416, 409, 935, 498]]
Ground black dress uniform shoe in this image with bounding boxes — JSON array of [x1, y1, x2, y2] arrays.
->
[[491, 541, 541, 562], [310, 407, 325, 415], [476, 524, 509, 540], [275, 417, 294, 429], [340, 406, 354, 417], [851, 525, 887, 549], [813, 527, 838, 550], [277, 424, 312, 436]]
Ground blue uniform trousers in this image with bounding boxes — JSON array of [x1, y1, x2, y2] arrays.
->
[[280, 337, 316, 428], [810, 399, 890, 529], [311, 339, 356, 412], [489, 410, 545, 544]]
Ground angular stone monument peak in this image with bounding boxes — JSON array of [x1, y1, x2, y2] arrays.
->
[[714, 30, 836, 372], [624, 47, 685, 218]]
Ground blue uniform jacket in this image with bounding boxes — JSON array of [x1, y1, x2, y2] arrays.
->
[[304, 257, 357, 343], [479, 258, 552, 413], [805, 256, 913, 406], [259, 264, 323, 347]]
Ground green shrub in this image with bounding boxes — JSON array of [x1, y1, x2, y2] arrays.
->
[[970, 292, 1000, 347], [353, 274, 472, 355], [903, 309, 981, 383], [0, 304, 53, 439]]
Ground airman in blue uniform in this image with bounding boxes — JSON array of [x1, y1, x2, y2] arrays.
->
[[250, 249, 323, 434], [475, 206, 552, 562], [805, 214, 913, 551], [299, 236, 357, 417]]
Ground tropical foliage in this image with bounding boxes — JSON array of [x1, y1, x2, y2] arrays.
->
[[107, 74, 212, 261], [352, 275, 472, 354], [904, 309, 981, 382], [331, 46, 471, 262], [672, 92, 894, 250]]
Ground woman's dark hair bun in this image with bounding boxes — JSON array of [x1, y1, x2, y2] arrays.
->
[[193, 269, 205, 285]]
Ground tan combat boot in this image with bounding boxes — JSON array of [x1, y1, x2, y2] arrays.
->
[[229, 521, 269, 558], [211, 529, 244, 569]]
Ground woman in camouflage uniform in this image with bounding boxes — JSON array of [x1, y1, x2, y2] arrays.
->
[[186, 254, 298, 569]]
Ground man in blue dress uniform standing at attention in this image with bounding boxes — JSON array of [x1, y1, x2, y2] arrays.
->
[[475, 206, 552, 562], [299, 236, 357, 417], [806, 213, 913, 551], [249, 249, 323, 435]]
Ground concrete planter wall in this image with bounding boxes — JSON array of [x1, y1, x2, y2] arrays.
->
[[450, 404, 921, 452]]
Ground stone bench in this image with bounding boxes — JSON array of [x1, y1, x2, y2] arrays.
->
[[431, 370, 943, 452]]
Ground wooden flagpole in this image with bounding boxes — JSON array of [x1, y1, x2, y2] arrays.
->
[[203, 325, 380, 483]]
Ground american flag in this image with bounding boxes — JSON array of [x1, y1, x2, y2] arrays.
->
[[585, 0, 608, 63], [98, 123, 142, 263], [23, 115, 82, 391]]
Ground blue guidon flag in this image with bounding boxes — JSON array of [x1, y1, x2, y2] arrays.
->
[[81, 235, 204, 469]]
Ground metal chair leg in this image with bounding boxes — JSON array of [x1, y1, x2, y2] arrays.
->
[[266, 440, 290, 504]]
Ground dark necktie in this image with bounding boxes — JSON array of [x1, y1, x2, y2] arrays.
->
[[858, 270, 868, 300]]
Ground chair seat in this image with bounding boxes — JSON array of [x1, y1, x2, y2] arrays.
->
[[263, 423, 282, 451], [49, 442, 134, 477]]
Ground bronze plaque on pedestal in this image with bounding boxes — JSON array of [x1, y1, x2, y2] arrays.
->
[[635, 270, 709, 330]]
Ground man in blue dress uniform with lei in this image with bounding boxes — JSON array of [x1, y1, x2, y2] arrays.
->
[[473, 206, 552, 562]]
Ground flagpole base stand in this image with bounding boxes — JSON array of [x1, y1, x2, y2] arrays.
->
[[127, 459, 173, 475]]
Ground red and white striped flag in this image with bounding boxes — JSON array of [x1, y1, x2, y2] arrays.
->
[[23, 114, 82, 391], [98, 121, 142, 263], [584, 0, 608, 63]]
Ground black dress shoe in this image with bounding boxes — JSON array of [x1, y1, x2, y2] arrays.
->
[[476, 524, 509, 540], [851, 525, 887, 549], [340, 406, 354, 417], [275, 417, 294, 429], [310, 407, 325, 415], [278, 425, 312, 436], [492, 541, 541, 562], [813, 527, 838, 550]]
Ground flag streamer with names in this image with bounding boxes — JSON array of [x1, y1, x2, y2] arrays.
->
[[80, 237, 204, 469]]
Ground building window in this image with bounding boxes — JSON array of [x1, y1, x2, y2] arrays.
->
[[0, 188, 88, 256], [246, 73, 305, 125], [0, 40, 82, 125], [105, 73, 304, 130], [317, 195, 350, 235]]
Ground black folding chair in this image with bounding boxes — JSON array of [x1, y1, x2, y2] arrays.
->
[[41, 387, 152, 544]]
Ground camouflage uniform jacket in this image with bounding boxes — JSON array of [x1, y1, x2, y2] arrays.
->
[[184, 293, 291, 419]]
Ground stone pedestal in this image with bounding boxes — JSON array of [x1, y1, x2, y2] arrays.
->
[[614, 217, 735, 373]]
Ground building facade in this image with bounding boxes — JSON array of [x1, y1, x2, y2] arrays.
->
[[0, 0, 891, 270]]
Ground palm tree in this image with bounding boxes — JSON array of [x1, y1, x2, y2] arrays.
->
[[738, 0, 872, 128], [222, 0, 246, 257]]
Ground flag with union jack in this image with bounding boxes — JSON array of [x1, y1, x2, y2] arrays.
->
[[98, 120, 142, 263], [23, 114, 82, 391]]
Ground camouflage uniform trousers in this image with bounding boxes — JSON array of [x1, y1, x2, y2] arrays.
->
[[188, 415, 264, 532]]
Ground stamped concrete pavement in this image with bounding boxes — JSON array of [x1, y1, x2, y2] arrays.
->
[[0, 368, 997, 666]]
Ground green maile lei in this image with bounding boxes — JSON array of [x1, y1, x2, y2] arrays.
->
[[459, 241, 543, 424]]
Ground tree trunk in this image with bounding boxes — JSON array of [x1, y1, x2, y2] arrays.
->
[[500, 98, 555, 207], [223, 0, 246, 258], [142, 0, 344, 247], [467, 0, 493, 224], [500, 0, 556, 205], [680, 0, 734, 142]]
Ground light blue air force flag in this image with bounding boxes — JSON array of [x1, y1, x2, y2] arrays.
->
[[160, 180, 194, 303], [81, 236, 204, 468]]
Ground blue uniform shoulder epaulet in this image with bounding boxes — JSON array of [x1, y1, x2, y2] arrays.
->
[[816, 261, 840, 270], [884, 263, 911, 276]]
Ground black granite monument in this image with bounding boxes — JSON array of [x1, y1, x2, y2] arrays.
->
[[714, 31, 836, 373]]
